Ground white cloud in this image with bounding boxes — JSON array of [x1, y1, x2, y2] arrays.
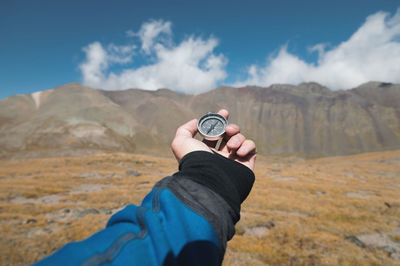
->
[[107, 44, 136, 63], [129, 19, 172, 54], [80, 20, 226, 94], [79, 42, 136, 87], [79, 42, 108, 87], [81, 10, 400, 93], [235, 9, 400, 90]]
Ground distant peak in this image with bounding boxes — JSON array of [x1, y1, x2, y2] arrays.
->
[[31, 91, 42, 109], [215, 85, 235, 90], [355, 81, 395, 90], [297, 82, 331, 93], [54, 82, 83, 88], [153, 88, 178, 96], [30, 88, 54, 109], [269, 84, 296, 90], [156, 88, 173, 93]]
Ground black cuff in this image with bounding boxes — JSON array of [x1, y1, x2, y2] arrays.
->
[[173, 151, 255, 216]]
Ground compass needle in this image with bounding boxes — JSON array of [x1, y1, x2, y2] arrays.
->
[[207, 121, 219, 134], [198, 113, 227, 141]]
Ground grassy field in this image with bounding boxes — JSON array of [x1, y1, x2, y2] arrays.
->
[[0, 150, 399, 265]]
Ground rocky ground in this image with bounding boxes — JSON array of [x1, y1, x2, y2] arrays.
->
[[0, 150, 399, 265]]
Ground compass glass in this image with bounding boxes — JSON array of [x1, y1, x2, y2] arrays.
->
[[198, 113, 227, 140]]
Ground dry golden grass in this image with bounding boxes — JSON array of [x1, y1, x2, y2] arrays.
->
[[0, 153, 176, 265], [224, 150, 400, 265], [0, 150, 399, 265]]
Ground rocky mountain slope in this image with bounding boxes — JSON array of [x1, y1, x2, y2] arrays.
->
[[0, 82, 399, 157]]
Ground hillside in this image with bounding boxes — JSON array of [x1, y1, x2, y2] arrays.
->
[[0, 82, 399, 157]]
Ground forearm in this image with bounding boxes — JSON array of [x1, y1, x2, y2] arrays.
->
[[36, 151, 255, 265], [160, 150, 255, 253]]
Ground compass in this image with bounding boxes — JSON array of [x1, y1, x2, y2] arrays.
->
[[197, 113, 228, 141]]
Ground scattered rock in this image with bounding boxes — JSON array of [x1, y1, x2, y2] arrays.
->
[[45, 208, 76, 221], [374, 171, 398, 178], [345, 190, 374, 198], [244, 221, 275, 237], [70, 184, 112, 194], [110, 206, 125, 215], [385, 156, 400, 164], [358, 232, 400, 260], [142, 160, 155, 166], [103, 209, 112, 215], [275, 176, 298, 181], [78, 208, 100, 218], [268, 174, 298, 181], [240, 211, 268, 217], [392, 251, 400, 260], [383, 246, 396, 255], [27, 226, 58, 238], [126, 170, 141, 177], [10, 194, 64, 205], [277, 176, 298, 181], [270, 209, 311, 217], [109, 173, 124, 178], [244, 226, 270, 237], [345, 236, 366, 248], [346, 229, 400, 260], [26, 218, 37, 224], [223, 250, 266, 266], [45, 207, 108, 221], [265, 220, 275, 228], [80, 172, 102, 179]]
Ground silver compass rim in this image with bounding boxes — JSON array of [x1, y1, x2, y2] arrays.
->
[[197, 113, 227, 140]]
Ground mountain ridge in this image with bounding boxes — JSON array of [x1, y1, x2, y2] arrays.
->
[[1, 82, 399, 157]]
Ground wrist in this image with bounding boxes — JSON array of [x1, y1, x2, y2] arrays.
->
[[175, 151, 255, 215]]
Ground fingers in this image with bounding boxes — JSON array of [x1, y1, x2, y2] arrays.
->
[[226, 133, 245, 151], [217, 109, 229, 120], [173, 109, 257, 170], [219, 123, 240, 152], [225, 123, 240, 137], [175, 119, 198, 138], [236, 139, 257, 157]]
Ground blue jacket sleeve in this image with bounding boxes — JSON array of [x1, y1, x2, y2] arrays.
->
[[35, 151, 255, 265]]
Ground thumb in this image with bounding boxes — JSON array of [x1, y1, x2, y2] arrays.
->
[[175, 119, 198, 138]]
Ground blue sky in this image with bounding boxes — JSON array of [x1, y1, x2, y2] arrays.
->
[[1, 0, 399, 99]]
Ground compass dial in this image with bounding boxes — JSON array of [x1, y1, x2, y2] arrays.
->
[[198, 113, 227, 140]]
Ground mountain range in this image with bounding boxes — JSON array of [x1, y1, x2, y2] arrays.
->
[[1, 82, 399, 157]]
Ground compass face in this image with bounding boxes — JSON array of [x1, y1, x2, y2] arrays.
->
[[198, 113, 227, 140]]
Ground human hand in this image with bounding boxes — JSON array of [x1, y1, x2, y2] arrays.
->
[[171, 109, 256, 171]]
